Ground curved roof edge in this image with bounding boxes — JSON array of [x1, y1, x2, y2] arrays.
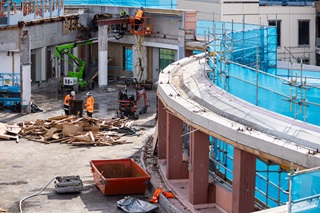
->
[[157, 54, 320, 169]]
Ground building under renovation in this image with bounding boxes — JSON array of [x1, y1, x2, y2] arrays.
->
[[1, 0, 320, 213]]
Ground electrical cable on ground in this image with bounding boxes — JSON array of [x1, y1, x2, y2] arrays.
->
[[19, 176, 58, 213]]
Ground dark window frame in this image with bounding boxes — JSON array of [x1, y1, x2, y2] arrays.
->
[[298, 20, 310, 46]]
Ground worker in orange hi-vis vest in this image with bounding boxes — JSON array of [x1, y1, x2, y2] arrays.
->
[[85, 92, 94, 117], [134, 7, 144, 31], [63, 91, 75, 115]]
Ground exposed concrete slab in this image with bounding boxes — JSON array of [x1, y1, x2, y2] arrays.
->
[[157, 54, 320, 169]]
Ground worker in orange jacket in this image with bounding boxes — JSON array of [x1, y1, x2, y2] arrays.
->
[[85, 92, 94, 117], [134, 7, 144, 31], [63, 91, 75, 115]]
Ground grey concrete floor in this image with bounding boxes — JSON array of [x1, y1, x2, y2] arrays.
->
[[0, 82, 169, 213]]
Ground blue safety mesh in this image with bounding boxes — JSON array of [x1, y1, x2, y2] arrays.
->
[[290, 170, 320, 212]]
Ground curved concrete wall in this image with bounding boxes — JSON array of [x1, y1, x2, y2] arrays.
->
[[157, 53, 320, 169]]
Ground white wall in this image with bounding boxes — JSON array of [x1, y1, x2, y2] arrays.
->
[[0, 52, 21, 86], [177, 0, 316, 65], [177, 0, 221, 21]]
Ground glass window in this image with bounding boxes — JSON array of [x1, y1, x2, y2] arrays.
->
[[298, 20, 310, 46], [268, 20, 281, 47], [123, 46, 133, 71], [159, 48, 175, 71]]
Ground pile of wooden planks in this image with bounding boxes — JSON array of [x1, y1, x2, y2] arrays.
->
[[0, 208, 9, 213], [0, 122, 20, 142], [2, 115, 139, 146]]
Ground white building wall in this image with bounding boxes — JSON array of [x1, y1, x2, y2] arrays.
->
[[0, 52, 15, 74], [177, 0, 221, 21], [177, 0, 316, 65], [0, 52, 21, 86]]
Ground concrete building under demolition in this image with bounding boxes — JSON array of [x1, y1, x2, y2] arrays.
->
[[1, 0, 320, 212]]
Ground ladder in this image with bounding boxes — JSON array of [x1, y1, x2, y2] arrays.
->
[[134, 34, 146, 82]]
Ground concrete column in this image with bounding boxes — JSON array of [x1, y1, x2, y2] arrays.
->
[[20, 31, 31, 113], [232, 148, 256, 213], [98, 25, 108, 90], [72, 47, 78, 73], [85, 43, 90, 74], [56, 49, 61, 79], [189, 128, 209, 204], [63, 51, 68, 76], [166, 112, 185, 179], [40, 47, 46, 81], [158, 99, 166, 160]]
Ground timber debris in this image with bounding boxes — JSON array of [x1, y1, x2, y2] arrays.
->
[[1, 115, 141, 146]]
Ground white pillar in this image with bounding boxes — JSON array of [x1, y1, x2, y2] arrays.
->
[[73, 47, 78, 72], [41, 47, 46, 81], [63, 52, 68, 76], [54, 46, 61, 79], [98, 25, 108, 89], [20, 32, 31, 113]]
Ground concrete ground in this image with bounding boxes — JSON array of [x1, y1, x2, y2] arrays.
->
[[0, 81, 180, 213]]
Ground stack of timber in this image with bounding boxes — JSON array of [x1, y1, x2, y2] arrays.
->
[[1, 115, 140, 146], [0, 122, 20, 143], [0, 208, 9, 213]]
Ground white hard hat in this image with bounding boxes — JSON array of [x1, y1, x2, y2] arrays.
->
[[70, 91, 75, 97], [86, 92, 92, 96]]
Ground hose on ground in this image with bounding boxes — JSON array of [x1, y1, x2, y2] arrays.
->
[[19, 176, 58, 213]]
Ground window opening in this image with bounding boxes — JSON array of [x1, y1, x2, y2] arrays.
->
[[209, 137, 233, 186], [159, 48, 175, 71], [298, 20, 310, 46], [182, 122, 190, 158], [123, 46, 133, 71], [255, 158, 289, 208]]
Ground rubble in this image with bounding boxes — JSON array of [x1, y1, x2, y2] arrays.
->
[[1, 115, 142, 146]]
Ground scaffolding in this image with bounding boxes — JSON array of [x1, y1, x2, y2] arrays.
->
[[198, 20, 320, 126], [200, 21, 320, 210], [130, 16, 153, 84]]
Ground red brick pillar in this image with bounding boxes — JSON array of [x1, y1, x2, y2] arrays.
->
[[166, 113, 187, 179], [185, 49, 193, 57], [157, 100, 166, 160], [232, 148, 256, 213], [189, 128, 209, 204]]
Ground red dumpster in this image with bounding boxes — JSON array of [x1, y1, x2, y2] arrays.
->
[[90, 158, 150, 195]]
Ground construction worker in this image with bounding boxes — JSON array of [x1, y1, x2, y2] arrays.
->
[[85, 92, 94, 117], [120, 9, 127, 18], [64, 91, 75, 115], [134, 7, 144, 31]]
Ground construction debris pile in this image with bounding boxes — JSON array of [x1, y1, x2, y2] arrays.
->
[[0, 115, 141, 146]]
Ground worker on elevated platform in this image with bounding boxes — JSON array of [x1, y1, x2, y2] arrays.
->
[[120, 9, 128, 18], [134, 7, 144, 31]]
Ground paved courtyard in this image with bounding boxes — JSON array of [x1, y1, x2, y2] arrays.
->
[[0, 82, 169, 213]]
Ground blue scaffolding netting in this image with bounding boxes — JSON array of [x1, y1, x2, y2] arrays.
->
[[201, 20, 320, 211]]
